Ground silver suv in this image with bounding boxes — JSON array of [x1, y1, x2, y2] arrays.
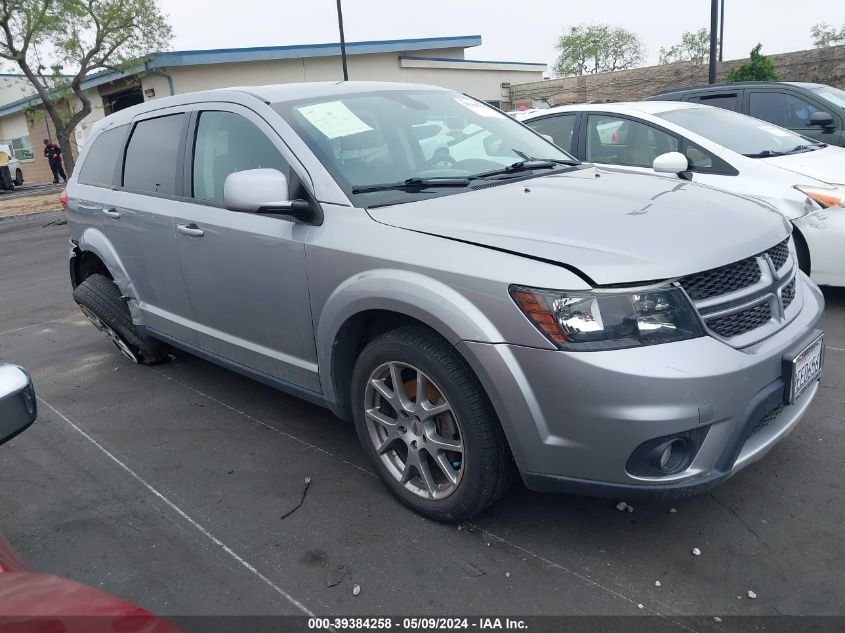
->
[[66, 82, 825, 520]]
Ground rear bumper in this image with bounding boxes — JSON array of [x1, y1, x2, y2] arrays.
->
[[457, 276, 825, 496]]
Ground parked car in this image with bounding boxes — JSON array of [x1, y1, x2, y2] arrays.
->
[[0, 365, 180, 632], [66, 82, 824, 521], [517, 101, 845, 287], [0, 143, 24, 186], [647, 82, 845, 147]]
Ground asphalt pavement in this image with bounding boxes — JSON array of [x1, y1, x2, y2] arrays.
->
[[0, 213, 843, 622]]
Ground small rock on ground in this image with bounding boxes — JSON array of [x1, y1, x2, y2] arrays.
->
[[692, 547, 701, 556], [352, 584, 361, 596]]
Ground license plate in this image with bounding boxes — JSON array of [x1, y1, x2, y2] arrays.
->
[[786, 334, 824, 404]]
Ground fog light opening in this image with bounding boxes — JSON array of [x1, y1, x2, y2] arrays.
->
[[656, 438, 688, 473]]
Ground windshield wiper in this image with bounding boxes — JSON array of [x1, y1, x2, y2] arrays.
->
[[742, 149, 787, 158], [352, 177, 471, 194], [744, 142, 828, 159], [472, 154, 579, 180]]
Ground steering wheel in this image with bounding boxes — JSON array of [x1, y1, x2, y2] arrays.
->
[[424, 147, 456, 169]]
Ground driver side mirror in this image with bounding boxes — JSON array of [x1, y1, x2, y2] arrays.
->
[[653, 152, 689, 174], [809, 111, 836, 128], [0, 365, 37, 447], [224, 169, 312, 220]]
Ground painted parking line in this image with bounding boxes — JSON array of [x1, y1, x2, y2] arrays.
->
[[36, 395, 318, 618], [151, 367, 688, 627], [0, 316, 74, 337], [826, 346, 845, 352]]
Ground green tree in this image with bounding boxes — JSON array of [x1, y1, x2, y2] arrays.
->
[[554, 23, 646, 77], [0, 0, 172, 175], [811, 23, 845, 47], [726, 44, 778, 83], [659, 28, 711, 65]]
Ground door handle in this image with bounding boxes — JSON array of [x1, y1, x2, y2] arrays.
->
[[102, 208, 120, 219], [177, 223, 204, 237]]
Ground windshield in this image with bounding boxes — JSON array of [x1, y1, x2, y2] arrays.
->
[[811, 85, 845, 109], [656, 106, 817, 157], [273, 90, 577, 205]]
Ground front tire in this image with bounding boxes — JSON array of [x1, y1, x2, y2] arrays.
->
[[73, 274, 168, 365], [351, 326, 511, 521]]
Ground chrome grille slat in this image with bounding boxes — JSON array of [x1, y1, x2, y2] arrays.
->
[[679, 238, 798, 345]]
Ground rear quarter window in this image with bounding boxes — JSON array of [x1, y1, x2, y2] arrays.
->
[[78, 126, 127, 187]]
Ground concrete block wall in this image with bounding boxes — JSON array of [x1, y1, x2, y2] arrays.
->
[[509, 44, 845, 108]]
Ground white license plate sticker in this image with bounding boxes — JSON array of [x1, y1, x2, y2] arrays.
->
[[789, 336, 824, 403]]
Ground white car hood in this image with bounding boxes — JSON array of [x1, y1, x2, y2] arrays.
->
[[762, 145, 845, 185], [368, 168, 790, 285]]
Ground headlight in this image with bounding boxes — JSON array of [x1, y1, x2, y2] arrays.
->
[[794, 185, 845, 209], [510, 285, 704, 351]]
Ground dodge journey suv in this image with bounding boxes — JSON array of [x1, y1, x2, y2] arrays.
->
[[66, 82, 824, 520]]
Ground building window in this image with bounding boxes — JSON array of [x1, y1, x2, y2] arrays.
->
[[1, 137, 33, 160]]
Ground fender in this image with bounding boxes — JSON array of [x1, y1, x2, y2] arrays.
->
[[76, 228, 144, 324], [316, 268, 504, 405]]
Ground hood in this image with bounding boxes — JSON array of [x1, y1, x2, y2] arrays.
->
[[368, 168, 789, 285], [761, 145, 845, 186]]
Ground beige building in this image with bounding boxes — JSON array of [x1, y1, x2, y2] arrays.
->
[[0, 35, 546, 183]]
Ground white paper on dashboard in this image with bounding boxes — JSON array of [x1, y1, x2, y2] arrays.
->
[[297, 101, 374, 139]]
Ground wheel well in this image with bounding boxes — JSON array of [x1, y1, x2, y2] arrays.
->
[[72, 250, 112, 288], [792, 227, 811, 275], [330, 310, 443, 420]]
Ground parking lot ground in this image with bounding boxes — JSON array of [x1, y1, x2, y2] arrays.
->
[[0, 215, 843, 620]]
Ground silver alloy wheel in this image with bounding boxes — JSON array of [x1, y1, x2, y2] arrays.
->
[[78, 305, 139, 364], [364, 361, 464, 500]]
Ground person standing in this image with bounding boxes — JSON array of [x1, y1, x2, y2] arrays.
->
[[43, 139, 67, 184]]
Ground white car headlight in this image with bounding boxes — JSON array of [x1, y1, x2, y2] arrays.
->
[[794, 185, 845, 209]]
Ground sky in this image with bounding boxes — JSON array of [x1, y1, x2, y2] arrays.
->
[[160, 0, 845, 74]]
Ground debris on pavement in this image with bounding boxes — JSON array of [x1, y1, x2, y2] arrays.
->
[[637, 603, 644, 609], [669, 508, 677, 513], [654, 580, 661, 587], [280, 476, 312, 520], [505, 571, 510, 578], [352, 584, 361, 596], [616, 502, 628, 511], [325, 565, 349, 588], [747, 590, 757, 599], [692, 547, 701, 556], [714, 617, 722, 623]]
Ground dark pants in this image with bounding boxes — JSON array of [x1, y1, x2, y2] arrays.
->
[[49, 159, 67, 183]]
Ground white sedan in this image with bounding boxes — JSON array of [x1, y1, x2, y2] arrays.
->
[[517, 102, 845, 286]]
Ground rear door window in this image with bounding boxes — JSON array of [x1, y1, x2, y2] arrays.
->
[[78, 126, 127, 187], [123, 113, 187, 195], [525, 114, 578, 152], [697, 93, 740, 112]]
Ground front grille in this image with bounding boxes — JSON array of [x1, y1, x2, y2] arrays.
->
[[782, 278, 797, 309], [680, 257, 761, 301], [768, 238, 790, 270], [708, 303, 772, 338], [748, 404, 784, 438]]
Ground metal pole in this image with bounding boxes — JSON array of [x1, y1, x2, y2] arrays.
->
[[708, 0, 719, 83], [718, 0, 725, 62], [336, 0, 349, 81]]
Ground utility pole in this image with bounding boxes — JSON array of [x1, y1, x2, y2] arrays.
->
[[718, 0, 725, 61], [336, 0, 349, 81], [708, 0, 719, 83]]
